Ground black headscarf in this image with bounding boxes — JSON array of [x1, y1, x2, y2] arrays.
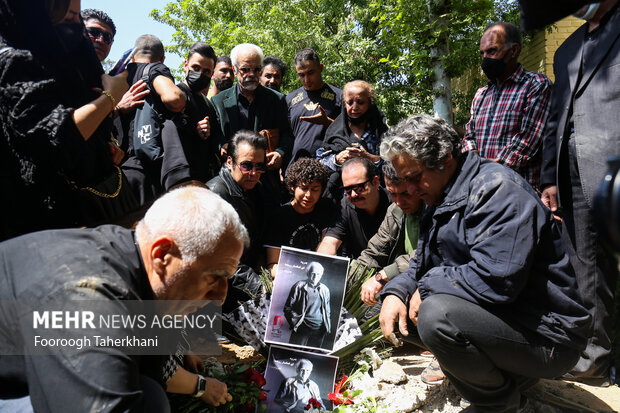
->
[[322, 103, 389, 154]]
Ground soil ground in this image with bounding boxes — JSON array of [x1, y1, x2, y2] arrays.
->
[[219, 343, 620, 412]]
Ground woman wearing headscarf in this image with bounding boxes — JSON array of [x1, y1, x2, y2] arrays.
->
[[316, 80, 389, 173], [0, 0, 130, 240]]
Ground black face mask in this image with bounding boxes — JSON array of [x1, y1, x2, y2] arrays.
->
[[346, 111, 368, 125], [54, 23, 86, 55], [186, 70, 211, 93], [481, 56, 507, 81]]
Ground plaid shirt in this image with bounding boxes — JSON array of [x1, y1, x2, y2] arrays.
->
[[462, 64, 552, 192]]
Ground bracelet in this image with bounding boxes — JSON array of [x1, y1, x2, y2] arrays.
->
[[100, 90, 117, 111]]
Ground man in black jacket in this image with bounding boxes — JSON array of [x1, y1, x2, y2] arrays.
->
[[207, 131, 268, 310], [378, 114, 590, 413], [176, 42, 225, 182], [0, 186, 247, 412]]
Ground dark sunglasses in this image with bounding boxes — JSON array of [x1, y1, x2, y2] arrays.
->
[[86, 27, 114, 45], [343, 179, 371, 195], [237, 66, 262, 75], [236, 160, 267, 173]]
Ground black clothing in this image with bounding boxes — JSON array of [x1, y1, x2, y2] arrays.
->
[[0, 226, 167, 412], [286, 84, 342, 161], [121, 63, 190, 204], [407, 294, 580, 413], [0, 0, 118, 240], [266, 199, 337, 251], [322, 105, 388, 155], [326, 187, 391, 258], [207, 167, 266, 269], [175, 82, 224, 182]]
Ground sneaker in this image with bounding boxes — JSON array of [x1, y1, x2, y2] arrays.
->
[[420, 357, 445, 385]]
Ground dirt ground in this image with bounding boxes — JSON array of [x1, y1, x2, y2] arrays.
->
[[219, 343, 620, 412]]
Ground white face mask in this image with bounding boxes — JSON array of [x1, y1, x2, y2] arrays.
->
[[573, 2, 601, 20]]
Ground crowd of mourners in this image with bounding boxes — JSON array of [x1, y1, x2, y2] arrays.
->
[[0, 0, 618, 412]]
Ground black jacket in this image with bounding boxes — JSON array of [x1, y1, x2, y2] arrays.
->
[[322, 105, 388, 154], [383, 152, 591, 350]]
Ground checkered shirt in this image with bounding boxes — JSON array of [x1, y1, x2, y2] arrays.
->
[[462, 64, 552, 192]]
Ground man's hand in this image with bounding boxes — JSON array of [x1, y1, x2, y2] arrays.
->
[[299, 104, 333, 127], [266, 151, 283, 170], [408, 289, 422, 326], [200, 377, 232, 407], [541, 185, 562, 222], [379, 295, 409, 345], [196, 116, 210, 140], [361, 271, 386, 306], [116, 79, 149, 114]]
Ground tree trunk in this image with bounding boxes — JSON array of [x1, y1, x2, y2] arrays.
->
[[428, 0, 453, 126]]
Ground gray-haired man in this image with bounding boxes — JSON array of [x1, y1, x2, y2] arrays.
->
[[378, 114, 591, 412], [284, 262, 331, 348]]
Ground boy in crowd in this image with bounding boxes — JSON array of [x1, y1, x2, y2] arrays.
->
[[265, 158, 336, 277]]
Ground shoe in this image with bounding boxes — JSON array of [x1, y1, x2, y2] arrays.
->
[[420, 357, 445, 385]]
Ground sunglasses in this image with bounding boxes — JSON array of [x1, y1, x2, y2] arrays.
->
[[237, 66, 262, 75], [236, 160, 267, 173], [86, 27, 114, 45], [343, 179, 371, 196]]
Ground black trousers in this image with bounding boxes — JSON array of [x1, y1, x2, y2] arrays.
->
[[403, 294, 579, 413], [560, 134, 618, 379], [289, 322, 326, 348]]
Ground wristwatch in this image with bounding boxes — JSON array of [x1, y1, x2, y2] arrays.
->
[[375, 273, 388, 286], [193, 374, 206, 398]]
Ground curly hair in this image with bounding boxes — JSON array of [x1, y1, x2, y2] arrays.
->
[[285, 158, 329, 193]]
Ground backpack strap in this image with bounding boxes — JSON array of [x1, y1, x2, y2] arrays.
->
[[140, 62, 158, 85]]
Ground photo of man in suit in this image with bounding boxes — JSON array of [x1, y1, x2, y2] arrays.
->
[[283, 261, 331, 349]]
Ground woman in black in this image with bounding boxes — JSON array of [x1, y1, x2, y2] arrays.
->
[[317, 80, 389, 172], [0, 0, 130, 240]]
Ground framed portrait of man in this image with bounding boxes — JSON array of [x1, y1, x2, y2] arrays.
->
[[265, 247, 349, 352], [263, 345, 338, 413]]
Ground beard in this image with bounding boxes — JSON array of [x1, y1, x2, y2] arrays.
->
[[214, 77, 233, 91]]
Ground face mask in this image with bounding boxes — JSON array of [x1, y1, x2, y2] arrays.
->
[[573, 3, 601, 20], [346, 111, 368, 125], [186, 70, 211, 93], [54, 23, 85, 54], [481, 56, 507, 81]]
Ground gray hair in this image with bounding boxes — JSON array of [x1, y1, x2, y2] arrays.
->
[[230, 43, 264, 68], [135, 186, 249, 264], [295, 358, 313, 371], [380, 114, 462, 171], [306, 261, 324, 277]]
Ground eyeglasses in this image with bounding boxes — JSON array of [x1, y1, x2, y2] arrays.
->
[[237, 66, 262, 75], [343, 179, 371, 196], [235, 161, 267, 173], [86, 27, 114, 45]]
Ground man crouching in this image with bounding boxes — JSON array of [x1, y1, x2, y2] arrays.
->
[[378, 114, 591, 413]]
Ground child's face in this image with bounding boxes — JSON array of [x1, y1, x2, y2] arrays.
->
[[291, 180, 323, 213]]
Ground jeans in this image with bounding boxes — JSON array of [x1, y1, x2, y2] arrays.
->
[[403, 294, 580, 413]]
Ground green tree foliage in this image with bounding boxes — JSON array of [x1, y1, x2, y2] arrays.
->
[[151, 0, 519, 126]]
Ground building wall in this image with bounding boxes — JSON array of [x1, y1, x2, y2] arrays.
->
[[451, 17, 585, 122]]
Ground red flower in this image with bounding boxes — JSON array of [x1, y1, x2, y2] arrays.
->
[[328, 376, 354, 405], [249, 371, 267, 387], [258, 391, 268, 401], [304, 398, 323, 410]]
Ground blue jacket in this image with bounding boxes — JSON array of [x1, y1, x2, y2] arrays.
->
[[383, 151, 591, 350]]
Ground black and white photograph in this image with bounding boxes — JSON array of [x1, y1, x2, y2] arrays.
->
[[263, 345, 338, 413], [265, 247, 349, 352]]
